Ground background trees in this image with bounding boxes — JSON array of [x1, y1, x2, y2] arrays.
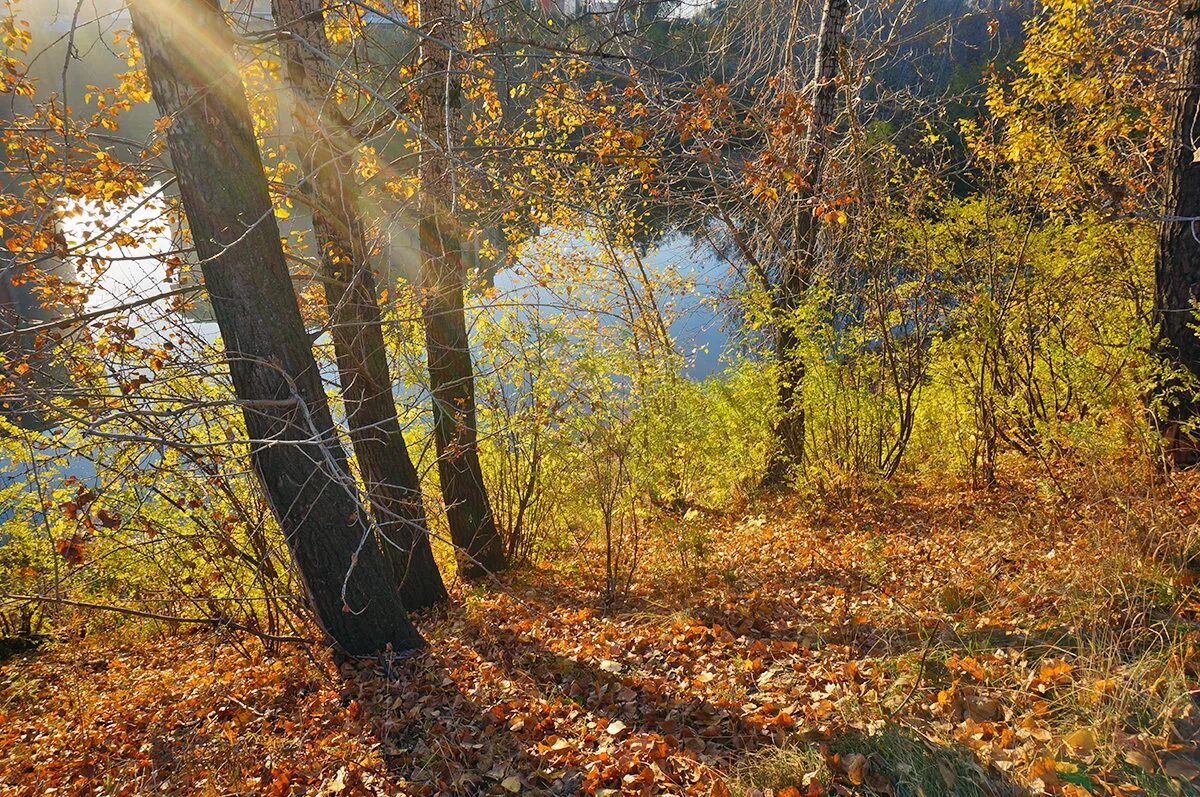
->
[[0, 0, 1190, 654], [128, 0, 423, 654], [270, 0, 447, 610], [761, 0, 850, 484], [416, 0, 507, 578]]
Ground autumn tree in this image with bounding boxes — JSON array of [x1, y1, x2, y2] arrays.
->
[[759, 0, 851, 484], [270, 0, 447, 610], [128, 0, 424, 653], [1157, 0, 1200, 465], [417, 0, 506, 578]]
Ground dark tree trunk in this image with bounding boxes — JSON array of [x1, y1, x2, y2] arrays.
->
[[1156, 0, 1200, 467], [270, 0, 448, 610], [418, 0, 506, 578], [762, 0, 849, 486], [129, 0, 424, 654]]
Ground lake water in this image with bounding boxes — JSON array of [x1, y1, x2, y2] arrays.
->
[[60, 189, 736, 380]]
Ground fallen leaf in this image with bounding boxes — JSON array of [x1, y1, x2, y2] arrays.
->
[[320, 766, 347, 795], [1164, 756, 1200, 781], [1124, 750, 1157, 773], [842, 752, 867, 786], [1029, 756, 1060, 789], [1064, 728, 1096, 755], [938, 761, 957, 789]]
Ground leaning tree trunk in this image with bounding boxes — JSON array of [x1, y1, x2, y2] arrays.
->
[[418, 0, 507, 578], [129, 0, 424, 654], [271, 0, 448, 610], [1156, 0, 1200, 467], [762, 0, 850, 486]]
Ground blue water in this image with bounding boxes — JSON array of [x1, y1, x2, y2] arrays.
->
[[491, 231, 734, 380]]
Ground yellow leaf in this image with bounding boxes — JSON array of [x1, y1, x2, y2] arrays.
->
[[1064, 728, 1097, 755], [501, 775, 521, 793], [320, 765, 347, 794]]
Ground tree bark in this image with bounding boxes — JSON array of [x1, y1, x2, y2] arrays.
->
[[1156, 0, 1200, 467], [129, 0, 424, 653], [762, 0, 849, 485], [418, 0, 507, 578], [270, 0, 448, 610]]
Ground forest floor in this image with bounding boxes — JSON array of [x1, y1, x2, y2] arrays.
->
[[2, 463, 1199, 797]]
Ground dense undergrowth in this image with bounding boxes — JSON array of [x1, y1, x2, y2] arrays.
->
[[3, 462, 1197, 796]]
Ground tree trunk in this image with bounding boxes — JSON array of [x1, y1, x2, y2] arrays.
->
[[762, 0, 849, 485], [270, 0, 448, 610], [129, 0, 424, 654], [418, 0, 507, 578], [1156, 0, 1200, 467]]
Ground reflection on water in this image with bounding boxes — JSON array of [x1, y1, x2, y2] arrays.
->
[[57, 188, 736, 379], [495, 230, 734, 380]]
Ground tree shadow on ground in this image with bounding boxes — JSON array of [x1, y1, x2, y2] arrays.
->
[[337, 647, 556, 796], [346, 632, 1031, 795], [457, 612, 770, 749]]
